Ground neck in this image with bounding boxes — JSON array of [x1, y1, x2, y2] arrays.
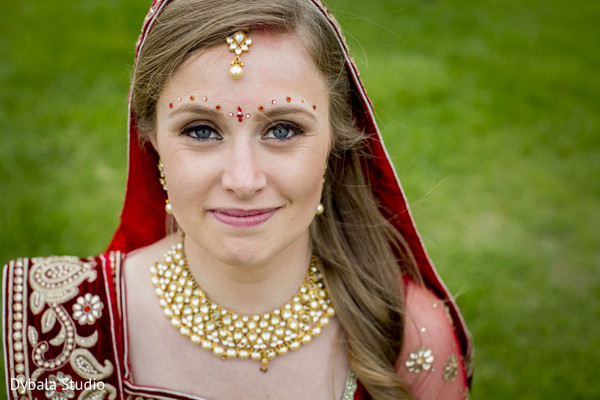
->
[[182, 233, 313, 315]]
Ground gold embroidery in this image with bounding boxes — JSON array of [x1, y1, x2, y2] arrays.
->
[[41, 307, 57, 333], [32, 304, 77, 370], [27, 325, 38, 346], [79, 383, 118, 400], [443, 354, 459, 382], [6, 259, 30, 397], [70, 348, 114, 380], [49, 326, 66, 346], [29, 256, 97, 308], [405, 347, 434, 374], [5, 255, 114, 398], [76, 331, 99, 348], [342, 370, 358, 400]]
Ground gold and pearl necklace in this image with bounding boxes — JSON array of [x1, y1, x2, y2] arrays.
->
[[150, 238, 336, 372]]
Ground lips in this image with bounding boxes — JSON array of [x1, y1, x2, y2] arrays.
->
[[209, 208, 280, 228]]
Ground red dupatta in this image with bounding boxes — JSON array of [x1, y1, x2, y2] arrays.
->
[[107, 0, 473, 382]]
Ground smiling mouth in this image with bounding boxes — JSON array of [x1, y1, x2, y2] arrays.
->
[[209, 208, 281, 228]]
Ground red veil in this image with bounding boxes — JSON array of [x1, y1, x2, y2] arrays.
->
[[107, 0, 473, 381]]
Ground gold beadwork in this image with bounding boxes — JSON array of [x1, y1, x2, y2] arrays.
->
[[443, 354, 459, 382], [150, 238, 335, 372]]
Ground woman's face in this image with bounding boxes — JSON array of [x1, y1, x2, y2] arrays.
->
[[154, 31, 331, 266]]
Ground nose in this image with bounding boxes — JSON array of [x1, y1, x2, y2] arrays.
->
[[221, 137, 267, 199]]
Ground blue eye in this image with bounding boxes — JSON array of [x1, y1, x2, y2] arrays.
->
[[181, 124, 221, 140], [265, 123, 303, 140]]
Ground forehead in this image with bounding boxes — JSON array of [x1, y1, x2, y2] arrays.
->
[[162, 31, 327, 105]]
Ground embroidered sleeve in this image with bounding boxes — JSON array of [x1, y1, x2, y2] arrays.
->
[[3, 256, 122, 400], [397, 280, 470, 399]]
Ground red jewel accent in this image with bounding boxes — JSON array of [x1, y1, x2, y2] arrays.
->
[[84, 306, 91, 312], [57, 387, 62, 392], [313, 105, 317, 110], [203, 97, 207, 101], [216, 105, 221, 110], [238, 106, 242, 112], [190, 95, 195, 101], [229, 112, 234, 117], [258, 105, 264, 111], [286, 96, 291, 102], [272, 99, 276, 104], [169, 103, 173, 109]]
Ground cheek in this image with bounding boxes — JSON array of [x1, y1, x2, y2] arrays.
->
[[277, 154, 326, 205], [163, 153, 220, 200]]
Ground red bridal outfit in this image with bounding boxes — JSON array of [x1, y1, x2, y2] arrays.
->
[[3, 1, 473, 399]]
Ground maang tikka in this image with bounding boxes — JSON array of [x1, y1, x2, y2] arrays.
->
[[227, 30, 252, 79]]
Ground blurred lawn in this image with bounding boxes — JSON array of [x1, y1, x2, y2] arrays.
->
[[1, 0, 599, 398]]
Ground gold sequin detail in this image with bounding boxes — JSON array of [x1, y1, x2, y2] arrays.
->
[[443, 354, 459, 382]]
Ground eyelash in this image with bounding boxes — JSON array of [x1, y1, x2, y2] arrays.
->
[[179, 121, 305, 142], [180, 123, 221, 140], [264, 122, 305, 141]]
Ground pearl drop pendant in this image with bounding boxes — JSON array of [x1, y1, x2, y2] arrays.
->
[[230, 65, 243, 79]]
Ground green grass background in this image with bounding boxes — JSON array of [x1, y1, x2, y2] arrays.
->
[[1, 0, 598, 398]]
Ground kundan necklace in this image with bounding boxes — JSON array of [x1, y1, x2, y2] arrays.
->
[[150, 237, 336, 372]]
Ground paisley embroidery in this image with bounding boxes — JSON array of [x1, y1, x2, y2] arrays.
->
[[32, 305, 77, 370], [79, 383, 118, 400], [5, 255, 116, 399], [70, 348, 114, 380], [29, 256, 97, 308]]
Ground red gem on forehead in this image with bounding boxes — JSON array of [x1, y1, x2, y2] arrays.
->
[[286, 96, 291, 102], [238, 106, 242, 112], [169, 103, 173, 109], [313, 105, 317, 110], [216, 105, 221, 110], [190, 95, 195, 101], [272, 99, 276, 104], [258, 105, 264, 111]]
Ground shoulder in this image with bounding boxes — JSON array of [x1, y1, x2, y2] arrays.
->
[[396, 279, 470, 399], [3, 254, 123, 399]]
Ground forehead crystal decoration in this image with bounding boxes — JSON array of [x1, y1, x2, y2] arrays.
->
[[227, 31, 253, 80]]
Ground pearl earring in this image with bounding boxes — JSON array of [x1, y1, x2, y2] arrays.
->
[[158, 160, 173, 214], [316, 203, 324, 215]]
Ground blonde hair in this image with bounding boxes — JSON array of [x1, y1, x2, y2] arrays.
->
[[132, 1, 419, 398]]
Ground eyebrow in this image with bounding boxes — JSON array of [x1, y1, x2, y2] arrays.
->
[[261, 105, 318, 122], [168, 103, 222, 118]]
